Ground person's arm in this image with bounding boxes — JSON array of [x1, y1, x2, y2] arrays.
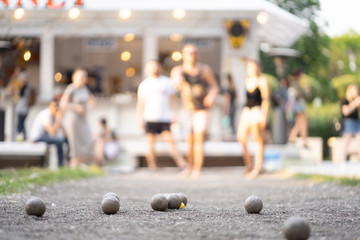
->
[[342, 97, 360, 117], [59, 86, 84, 115], [136, 83, 145, 128], [170, 66, 184, 90], [87, 93, 95, 109], [44, 110, 63, 136], [202, 64, 219, 108], [259, 76, 270, 129]]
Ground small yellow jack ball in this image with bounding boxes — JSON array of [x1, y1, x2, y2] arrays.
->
[[180, 202, 185, 209]]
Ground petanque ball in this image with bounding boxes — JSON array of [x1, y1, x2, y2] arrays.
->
[[150, 194, 168, 211], [177, 193, 188, 206], [103, 192, 119, 201], [283, 216, 311, 240], [244, 195, 263, 214], [25, 197, 46, 217], [166, 193, 182, 209], [101, 195, 120, 214]]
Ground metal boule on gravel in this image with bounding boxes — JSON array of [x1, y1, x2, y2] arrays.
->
[[103, 192, 119, 201], [150, 194, 168, 211], [283, 216, 311, 240], [101, 195, 120, 214], [25, 196, 46, 217], [177, 193, 188, 206], [244, 195, 263, 214], [166, 193, 182, 209]]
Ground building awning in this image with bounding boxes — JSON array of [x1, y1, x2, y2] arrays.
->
[[0, 0, 308, 47]]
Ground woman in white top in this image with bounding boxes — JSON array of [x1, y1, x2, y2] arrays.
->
[[136, 60, 186, 170]]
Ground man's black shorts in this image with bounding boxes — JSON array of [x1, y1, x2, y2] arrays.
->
[[145, 122, 171, 134]]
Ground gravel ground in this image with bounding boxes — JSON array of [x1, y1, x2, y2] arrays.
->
[[0, 167, 359, 240]]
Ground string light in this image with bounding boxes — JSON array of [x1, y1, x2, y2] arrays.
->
[[68, 7, 81, 20], [121, 51, 131, 61], [13, 8, 25, 20], [125, 67, 135, 78], [54, 72, 62, 82], [124, 33, 135, 42], [172, 9, 186, 20], [171, 51, 182, 61], [257, 11, 269, 25], [23, 51, 31, 61], [119, 8, 132, 20]]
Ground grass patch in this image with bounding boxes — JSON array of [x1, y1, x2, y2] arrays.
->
[[293, 173, 360, 186], [0, 167, 105, 195]]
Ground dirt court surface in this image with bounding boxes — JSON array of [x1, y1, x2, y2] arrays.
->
[[0, 167, 359, 240]]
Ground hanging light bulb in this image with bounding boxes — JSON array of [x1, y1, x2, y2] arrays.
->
[[68, 7, 81, 20], [13, 8, 25, 20], [172, 9, 186, 20], [119, 8, 132, 20], [23, 51, 31, 61]]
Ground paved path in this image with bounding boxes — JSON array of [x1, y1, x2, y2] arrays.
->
[[0, 167, 359, 240]]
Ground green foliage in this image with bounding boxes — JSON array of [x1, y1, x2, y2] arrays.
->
[[306, 103, 341, 158], [263, 73, 279, 93], [328, 31, 360, 78], [294, 173, 360, 186], [331, 74, 360, 100], [0, 167, 105, 195]]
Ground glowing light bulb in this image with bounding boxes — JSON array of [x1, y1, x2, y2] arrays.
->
[[172, 9, 186, 20], [169, 33, 183, 42], [119, 8, 132, 20], [257, 12, 269, 25], [54, 72, 62, 82], [121, 51, 131, 61], [13, 8, 25, 20], [124, 33, 135, 42], [23, 51, 31, 61], [171, 51, 182, 61], [68, 7, 80, 20], [125, 67, 135, 78]]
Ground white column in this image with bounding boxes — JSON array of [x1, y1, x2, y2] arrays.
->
[[39, 31, 55, 102], [142, 29, 158, 80]]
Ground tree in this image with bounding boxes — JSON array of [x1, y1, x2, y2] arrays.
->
[[264, 0, 334, 101]]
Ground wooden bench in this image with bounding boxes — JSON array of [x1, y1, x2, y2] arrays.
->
[[0, 142, 49, 168]]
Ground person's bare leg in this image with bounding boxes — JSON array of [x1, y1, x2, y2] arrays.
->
[[288, 114, 300, 143], [70, 157, 80, 169], [190, 111, 208, 178], [237, 113, 252, 173], [145, 133, 157, 169], [247, 123, 263, 179], [191, 131, 205, 178], [162, 131, 186, 167], [94, 138, 105, 166], [342, 133, 352, 162], [298, 113, 308, 146], [356, 133, 360, 161]]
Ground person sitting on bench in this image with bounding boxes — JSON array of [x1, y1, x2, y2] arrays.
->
[[29, 97, 68, 166]]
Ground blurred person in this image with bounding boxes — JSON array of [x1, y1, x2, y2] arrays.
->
[[271, 77, 289, 144], [170, 44, 219, 178], [341, 84, 360, 161], [287, 68, 308, 147], [60, 68, 96, 168], [137, 60, 186, 170], [29, 97, 68, 166], [94, 118, 120, 165], [14, 71, 35, 141], [237, 60, 270, 179], [222, 74, 237, 140], [6, 66, 23, 102]]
